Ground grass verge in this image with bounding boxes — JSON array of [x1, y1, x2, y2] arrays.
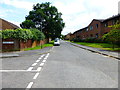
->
[[24, 41, 54, 51], [73, 42, 120, 51]]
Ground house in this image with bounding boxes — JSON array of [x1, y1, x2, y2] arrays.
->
[[0, 18, 19, 30], [71, 14, 120, 40]]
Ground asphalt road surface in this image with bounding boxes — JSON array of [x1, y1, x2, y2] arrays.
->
[[1, 41, 118, 89]]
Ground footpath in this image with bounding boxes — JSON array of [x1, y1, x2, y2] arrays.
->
[[69, 42, 120, 60], [0, 47, 52, 58]]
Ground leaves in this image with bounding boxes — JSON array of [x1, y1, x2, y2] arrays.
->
[[1, 28, 45, 41], [20, 2, 65, 39]]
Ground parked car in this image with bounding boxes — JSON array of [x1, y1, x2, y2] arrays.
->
[[54, 38, 60, 46]]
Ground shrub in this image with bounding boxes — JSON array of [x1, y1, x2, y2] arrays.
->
[[30, 28, 45, 41], [1, 28, 45, 42]]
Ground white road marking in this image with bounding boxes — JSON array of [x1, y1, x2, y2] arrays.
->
[[36, 60, 40, 63], [41, 54, 45, 57], [38, 57, 42, 60], [40, 63, 44, 66], [31, 63, 37, 66], [42, 60, 46, 63], [26, 82, 33, 88], [37, 67, 42, 71], [27, 67, 33, 71], [33, 73, 39, 79]]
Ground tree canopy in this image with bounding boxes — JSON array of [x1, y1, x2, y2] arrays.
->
[[20, 2, 65, 39]]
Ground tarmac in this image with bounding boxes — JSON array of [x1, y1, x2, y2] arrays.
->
[[0, 42, 120, 60], [70, 42, 120, 60], [0, 47, 52, 58]]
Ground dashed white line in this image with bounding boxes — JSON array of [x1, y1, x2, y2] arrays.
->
[[42, 60, 46, 63], [37, 67, 42, 71], [27, 67, 33, 71], [31, 63, 37, 66], [33, 73, 39, 79], [26, 82, 33, 88], [36, 60, 40, 63], [41, 54, 45, 58], [40, 63, 44, 66]]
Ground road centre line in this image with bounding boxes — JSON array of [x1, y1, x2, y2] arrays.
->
[[42, 60, 46, 63], [37, 67, 42, 71], [27, 67, 33, 71], [33, 73, 39, 79], [36, 60, 40, 63], [26, 82, 33, 88], [31, 63, 37, 66], [40, 62, 44, 66]]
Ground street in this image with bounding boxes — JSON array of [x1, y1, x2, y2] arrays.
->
[[1, 41, 118, 89]]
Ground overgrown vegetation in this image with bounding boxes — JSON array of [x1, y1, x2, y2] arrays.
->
[[20, 2, 65, 39], [1, 28, 45, 41]]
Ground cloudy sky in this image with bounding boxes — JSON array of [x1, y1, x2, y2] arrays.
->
[[0, 0, 119, 35]]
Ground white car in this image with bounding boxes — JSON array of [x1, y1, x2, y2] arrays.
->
[[54, 38, 60, 46]]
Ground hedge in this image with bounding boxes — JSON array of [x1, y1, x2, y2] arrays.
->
[[1, 28, 45, 41]]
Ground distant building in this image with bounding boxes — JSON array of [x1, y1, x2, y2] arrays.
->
[[70, 14, 120, 40], [0, 18, 19, 30]]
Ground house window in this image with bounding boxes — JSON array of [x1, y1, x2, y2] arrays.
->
[[96, 33, 98, 38], [86, 28, 88, 31], [96, 24, 98, 28], [90, 34, 93, 37], [104, 23, 108, 27], [90, 26, 93, 30]]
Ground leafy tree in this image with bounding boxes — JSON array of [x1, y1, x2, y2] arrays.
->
[[30, 28, 45, 41], [20, 2, 65, 39], [103, 29, 120, 49]]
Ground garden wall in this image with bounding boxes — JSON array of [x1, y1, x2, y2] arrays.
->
[[1, 39, 48, 52]]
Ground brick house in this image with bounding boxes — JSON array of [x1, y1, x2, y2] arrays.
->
[[0, 18, 19, 30], [71, 14, 120, 40]]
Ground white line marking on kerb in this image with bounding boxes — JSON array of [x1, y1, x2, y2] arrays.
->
[[40, 63, 44, 66], [37, 67, 42, 71], [27, 67, 33, 71], [36, 60, 40, 63], [31, 63, 37, 66], [42, 60, 46, 63], [33, 73, 39, 79], [26, 82, 33, 88]]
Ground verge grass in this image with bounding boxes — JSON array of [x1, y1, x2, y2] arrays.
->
[[24, 41, 54, 51], [73, 42, 120, 51]]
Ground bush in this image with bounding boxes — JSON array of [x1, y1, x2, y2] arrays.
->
[[1, 28, 45, 41], [30, 28, 45, 41]]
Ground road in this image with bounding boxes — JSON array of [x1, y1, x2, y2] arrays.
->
[[0, 41, 118, 89]]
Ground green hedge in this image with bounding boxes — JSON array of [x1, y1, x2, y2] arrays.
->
[[1, 28, 45, 41]]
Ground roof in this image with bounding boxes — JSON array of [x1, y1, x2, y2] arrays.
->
[[0, 18, 19, 29]]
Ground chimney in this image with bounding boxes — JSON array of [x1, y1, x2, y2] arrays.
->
[[118, 1, 120, 14]]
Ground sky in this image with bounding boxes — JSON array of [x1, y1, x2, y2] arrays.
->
[[0, 0, 120, 35]]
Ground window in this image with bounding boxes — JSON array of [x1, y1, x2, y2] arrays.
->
[[86, 28, 88, 31], [90, 26, 93, 30], [104, 23, 108, 27], [90, 34, 93, 37], [96, 33, 98, 38], [96, 24, 98, 28]]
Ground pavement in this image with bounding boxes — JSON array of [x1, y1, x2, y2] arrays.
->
[[69, 42, 120, 60], [0, 47, 52, 58]]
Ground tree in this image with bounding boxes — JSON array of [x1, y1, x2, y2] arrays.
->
[[20, 2, 65, 39], [103, 23, 120, 49]]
